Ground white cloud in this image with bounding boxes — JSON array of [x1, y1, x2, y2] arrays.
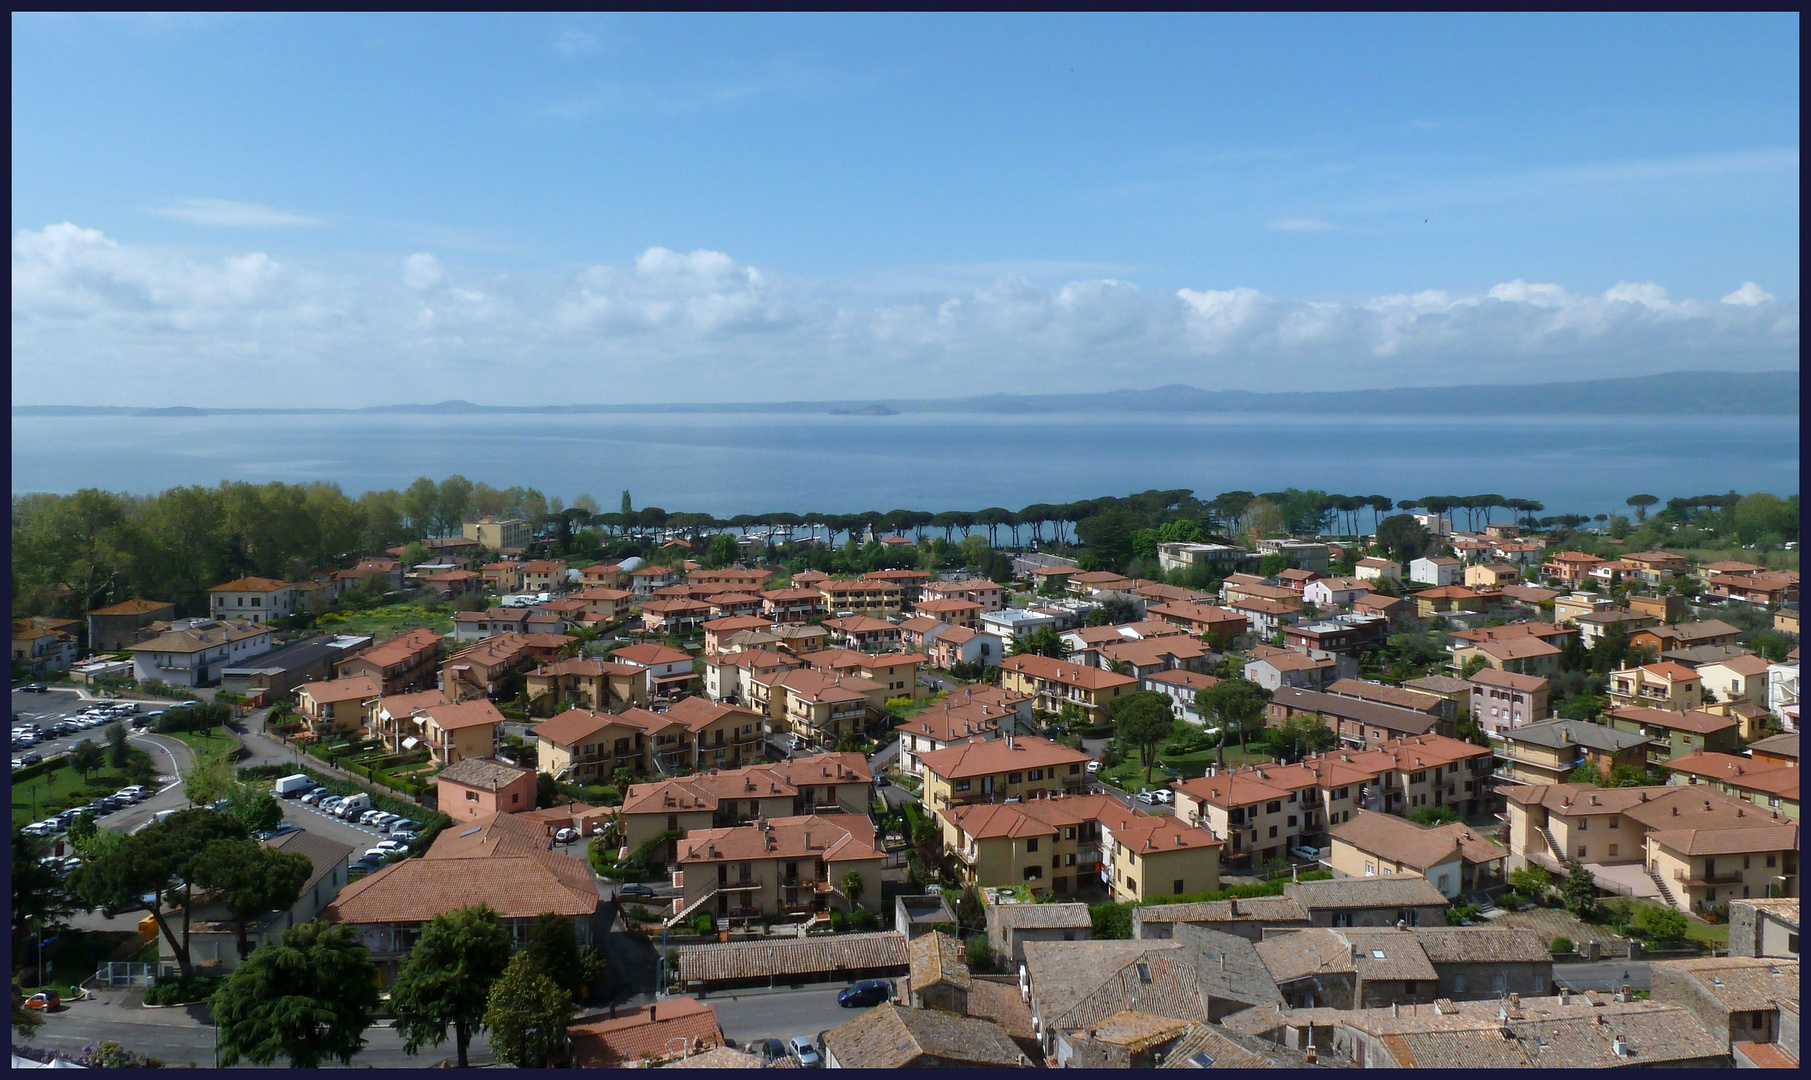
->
[[403, 253, 444, 290], [1268, 217, 1336, 231], [1722, 281, 1776, 306], [148, 198, 323, 229], [9, 223, 1799, 406]]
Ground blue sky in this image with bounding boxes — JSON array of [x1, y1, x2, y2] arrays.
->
[[11, 13, 1800, 405]]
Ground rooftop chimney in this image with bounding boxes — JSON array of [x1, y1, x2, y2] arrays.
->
[[1391, 1002, 1400, 1018], [1612, 1037, 1628, 1059]]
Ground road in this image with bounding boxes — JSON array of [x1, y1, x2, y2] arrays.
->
[[1552, 960, 1652, 992], [702, 983, 877, 1050], [18, 990, 494, 1068]]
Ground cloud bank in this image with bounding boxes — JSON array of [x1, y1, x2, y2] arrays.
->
[[11, 222, 1798, 406]]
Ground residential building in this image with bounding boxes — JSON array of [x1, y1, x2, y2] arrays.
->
[[913, 597, 983, 628], [687, 567, 776, 592], [1282, 615, 1388, 660], [86, 598, 177, 652], [207, 576, 295, 625], [611, 642, 698, 699], [1554, 592, 1616, 626], [701, 648, 799, 706], [761, 586, 828, 624], [998, 654, 1136, 720], [937, 792, 1221, 902], [533, 707, 656, 785], [440, 632, 545, 701], [1496, 719, 1653, 787], [321, 811, 601, 985], [764, 667, 886, 747], [1131, 894, 1310, 943], [1464, 563, 1524, 590], [1413, 585, 1496, 618], [1661, 751, 1799, 818], [1696, 654, 1775, 708], [334, 627, 444, 695], [1541, 551, 1607, 588], [1768, 660, 1799, 723], [1606, 706, 1740, 762], [462, 517, 531, 554], [1650, 956, 1799, 1051], [1144, 669, 1220, 725], [11, 621, 77, 676], [819, 578, 906, 617], [919, 578, 1007, 612], [296, 674, 380, 737], [396, 697, 504, 766], [1245, 646, 1346, 693], [159, 830, 354, 973], [337, 557, 405, 594], [1630, 618, 1742, 655], [1501, 782, 1799, 914], [1327, 810, 1508, 897], [1749, 731, 1799, 768], [1265, 686, 1451, 750], [821, 1002, 1026, 1070], [1171, 735, 1494, 868], [1353, 592, 1414, 622], [1355, 557, 1401, 584], [569, 998, 726, 1068], [628, 564, 680, 595], [895, 686, 1033, 776], [821, 615, 901, 651], [1256, 540, 1331, 573], [1573, 608, 1661, 647], [1607, 661, 1703, 711], [1144, 601, 1251, 643], [980, 607, 1058, 644], [1467, 669, 1552, 738], [1326, 678, 1454, 722], [667, 814, 884, 926], [1082, 635, 1212, 678], [987, 901, 1094, 965], [802, 648, 925, 698], [524, 657, 646, 716], [125, 617, 272, 688], [1225, 597, 1302, 638], [918, 734, 1093, 813], [1408, 556, 1462, 587], [640, 598, 712, 635], [1727, 897, 1799, 959], [1156, 541, 1254, 575], [928, 625, 1004, 670], [435, 756, 538, 822]]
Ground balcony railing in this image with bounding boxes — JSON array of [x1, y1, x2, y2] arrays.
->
[[714, 877, 763, 892], [1675, 869, 1743, 886]]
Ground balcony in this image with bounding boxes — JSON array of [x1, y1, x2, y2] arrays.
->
[[714, 877, 764, 892], [954, 847, 979, 866], [1674, 869, 1744, 886]]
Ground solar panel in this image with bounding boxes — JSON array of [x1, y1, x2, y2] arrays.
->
[[1188, 1051, 1216, 1067]]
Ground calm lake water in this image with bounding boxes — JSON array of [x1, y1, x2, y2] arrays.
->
[[9, 411, 1799, 519]]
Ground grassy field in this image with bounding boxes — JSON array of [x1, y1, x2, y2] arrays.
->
[[11, 762, 143, 825], [313, 601, 455, 640], [160, 724, 236, 756]]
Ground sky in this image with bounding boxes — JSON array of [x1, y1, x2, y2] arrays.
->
[[10, 13, 1801, 406]]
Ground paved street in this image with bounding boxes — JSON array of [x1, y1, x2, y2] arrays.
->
[[18, 989, 494, 1068], [1553, 960, 1652, 992], [701, 983, 876, 1049]]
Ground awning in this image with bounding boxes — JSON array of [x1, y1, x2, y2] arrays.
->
[[402, 737, 420, 750]]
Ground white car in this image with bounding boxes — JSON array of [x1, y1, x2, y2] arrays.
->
[[788, 1037, 821, 1067], [555, 827, 580, 844], [1085, 761, 1102, 774]]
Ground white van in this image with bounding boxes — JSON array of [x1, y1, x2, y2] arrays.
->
[[334, 793, 372, 818], [273, 774, 313, 798]]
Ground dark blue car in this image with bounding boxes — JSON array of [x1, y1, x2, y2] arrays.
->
[[837, 980, 891, 1008]]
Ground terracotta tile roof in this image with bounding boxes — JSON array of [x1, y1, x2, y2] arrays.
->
[[416, 698, 504, 731], [323, 847, 597, 925], [676, 931, 908, 985], [939, 801, 1060, 840], [822, 615, 896, 633], [1608, 706, 1734, 734], [125, 618, 269, 655], [1638, 661, 1702, 681], [1023, 939, 1207, 1031], [531, 707, 641, 746], [1331, 809, 1464, 870], [774, 667, 883, 702], [1451, 621, 1574, 644], [297, 674, 381, 703], [1662, 751, 1799, 797], [435, 756, 532, 791], [1095, 637, 1210, 667], [1467, 668, 1551, 693], [657, 1046, 761, 1069], [1411, 926, 1547, 964], [918, 734, 1091, 779], [89, 598, 174, 615], [677, 814, 881, 865], [1135, 895, 1308, 927], [1149, 601, 1253, 625], [569, 998, 724, 1067], [348, 627, 443, 669], [763, 751, 872, 786], [1733, 1041, 1799, 1069], [822, 1002, 1023, 1069], [531, 657, 642, 679], [611, 643, 693, 666], [1000, 653, 1138, 690], [991, 902, 1094, 929], [1651, 956, 1799, 1013], [208, 576, 290, 593], [1645, 823, 1799, 856], [1266, 687, 1444, 735], [1145, 669, 1219, 693]]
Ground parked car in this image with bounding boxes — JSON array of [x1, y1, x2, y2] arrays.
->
[[19, 752, 43, 767], [367, 812, 400, 829], [23, 990, 60, 1011], [11, 758, 24, 771], [20, 683, 48, 693], [1288, 845, 1322, 862], [788, 1036, 821, 1067], [387, 823, 420, 839], [358, 810, 388, 826], [318, 796, 346, 812], [300, 787, 331, 804], [838, 980, 891, 1008], [116, 786, 148, 801], [51, 721, 78, 736], [616, 882, 655, 899], [756, 1039, 787, 1064], [873, 774, 889, 788], [554, 827, 579, 844], [1085, 760, 1102, 774]]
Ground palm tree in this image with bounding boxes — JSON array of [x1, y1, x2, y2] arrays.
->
[[840, 871, 864, 908]]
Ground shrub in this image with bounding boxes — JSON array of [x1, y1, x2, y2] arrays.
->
[[144, 973, 222, 1006], [1090, 902, 1133, 940], [828, 910, 847, 932], [1551, 936, 1573, 954], [691, 913, 716, 935], [850, 908, 879, 932], [1632, 905, 1688, 944], [966, 937, 998, 973]]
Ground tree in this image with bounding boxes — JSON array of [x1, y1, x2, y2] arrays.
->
[[1460, 655, 1491, 680], [1109, 691, 1179, 788], [183, 743, 238, 808], [1507, 864, 1552, 905], [1566, 763, 1606, 786], [68, 808, 249, 977], [70, 739, 104, 781], [212, 919, 381, 1068], [1242, 498, 1285, 542], [189, 840, 313, 959], [398, 541, 432, 569], [483, 952, 573, 1069], [1625, 494, 1658, 522], [1561, 861, 1598, 918], [523, 912, 605, 1000], [620, 491, 632, 515], [1374, 514, 1431, 562], [1084, 597, 1139, 627], [1009, 626, 1070, 660], [106, 721, 130, 769], [223, 784, 285, 834], [1195, 679, 1272, 771], [12, 825, 73, 958], [840, 870, 865, 908], [390, 905, 513, 1068], [1631, 904, 1687, 943], [1265, 713, 1335, 763]]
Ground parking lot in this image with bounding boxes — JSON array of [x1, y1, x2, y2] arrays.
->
[[10, 689, 172, 768]]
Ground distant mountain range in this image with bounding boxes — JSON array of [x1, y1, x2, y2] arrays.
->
[[13, 369, 1799, 417]]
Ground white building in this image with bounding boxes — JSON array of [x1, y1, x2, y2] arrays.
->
[[980, 607, 1058, 643], [125, 618, 273, 688], [1303, 577, 1371, 609], [1408, 556, 1462, 587], [1354, 557, 1401, 583], [1768, 662, 1799, 727], [207, 577, 295, 625]]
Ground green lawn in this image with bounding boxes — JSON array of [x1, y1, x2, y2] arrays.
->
[[313, 601, 455, 640], [160, 725, 236, 755], [1102, 742, 1274, 793], [11, 763, 144, 826]]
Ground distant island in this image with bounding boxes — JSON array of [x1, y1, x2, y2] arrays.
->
[[11, 368, 1799, 418]]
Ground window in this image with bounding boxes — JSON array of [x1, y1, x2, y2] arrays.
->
[[1608, 845, 1618, 857], [511, 793, 518, 804], [955, 780, 971, 792], [1268, 826, 1278, 838], [1267, 801, 1281, 814], [1578, 819, 1587, 831], [1287, 815, 1297, 827], [1023, 866, 1041, 881], [1609, 818, 1619, 829], [1066, 853, 1076, 866], [1027, 838, 1039, 853], [1767, 855, 1778, 868], [1069, 763, 1081, 774], [1403, 982, 1417, 993], [1174, 880, 1185, 895], [465, 791, 479, 802], [1064, 827, 1076, 840], [1577, 846, 1586, 857], [1029, 769, 1044, 781], [1365, 862, 1376, 877]]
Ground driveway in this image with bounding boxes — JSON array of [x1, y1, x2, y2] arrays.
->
[[703, 983, 879, 1049]]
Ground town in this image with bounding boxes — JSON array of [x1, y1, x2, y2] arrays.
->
[[9, 485, 1800, 1069]]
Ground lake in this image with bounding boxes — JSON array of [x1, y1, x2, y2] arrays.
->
[[8, 411, 1799, 519]]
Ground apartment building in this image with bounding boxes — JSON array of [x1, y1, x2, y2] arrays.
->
[[208, 576, 295, 625], [918, 578, 1006, 612], [1327, 810, 1507, 897], [87, 598, 177, 652], [533, 707, 659, 785], [1607, 705, 1740, 762], [126, 617, 273, 688], [702, 647, 800, 706], [760, 587, 828, 624], [801, 647, 925, 699], [1171, 735, 1495, 869], [927, 625, 1004, 670], [821, 615, 901, 652], [761, 668, 887, 748], [918, 734, 1093, 813], [440, 632, 547, 701], [1661, 751, 1800, 818], [610, 642, 698, 698], [1467, 668, 1551, 738], [639, 599, 712, 635], [998, 653, 1136, 720], [334, 627, 445, 695], [688, 567, 776, 592], [1607, 661, 1704, 711], [1495, 719, 1653, 786], [614, 752, 874, 859], [1355, 557, 1401, 583], [1503, 782, 1799, 913], [1705, 570, 1800, 606], [937, 792, 1221, 902], [1145, 601, 1251, 642], [1266, 686, 1450, 750], [1244, 646, 1346, 693], [1079, 634, 1213, 679], [296, 674, 380, 737], [819, 578, 906, 617], [1325, 679, 1453, 722], [462, 517, 531, 554], [668, 814, 885, 926]]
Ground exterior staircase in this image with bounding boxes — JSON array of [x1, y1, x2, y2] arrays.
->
[[663, 888, 717, 929], [1646, 868, 1682, 912], [1536, 826, 1564, 864]]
